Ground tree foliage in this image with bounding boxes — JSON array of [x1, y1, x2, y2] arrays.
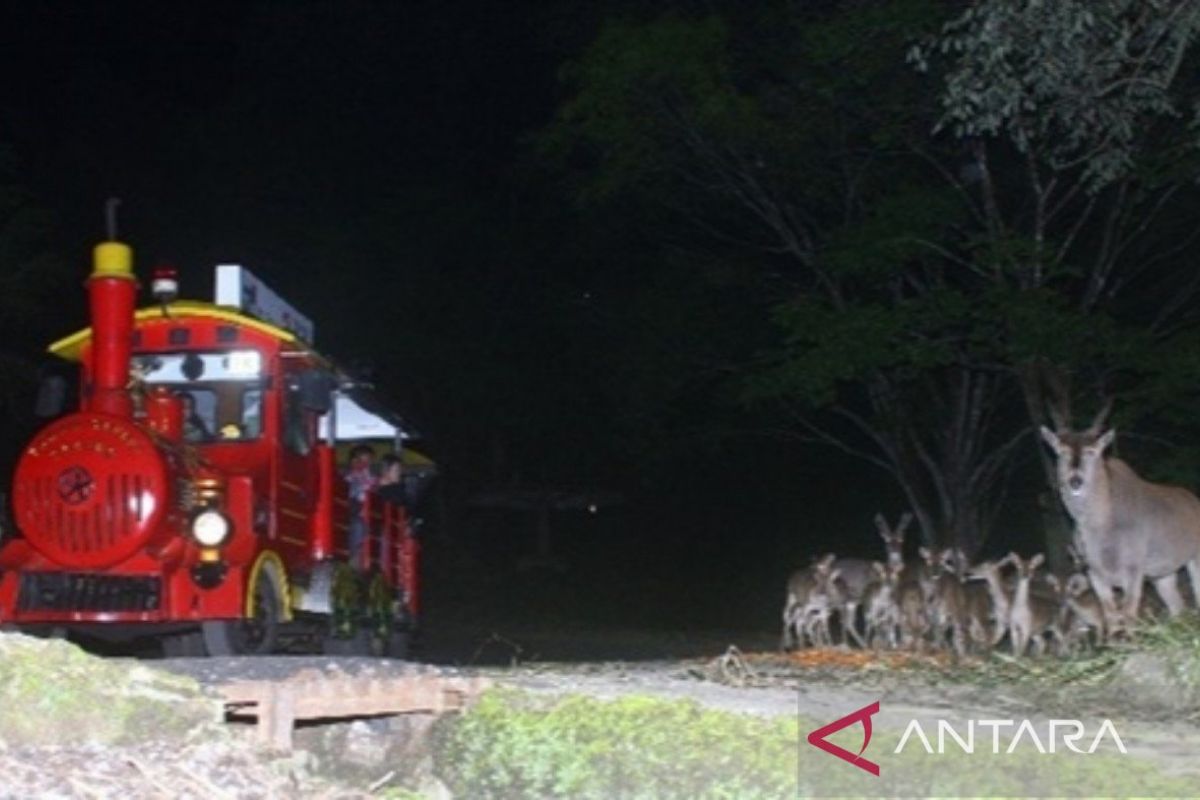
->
[[914, 0, 1200, 190], [545, 0, 1200, 555]]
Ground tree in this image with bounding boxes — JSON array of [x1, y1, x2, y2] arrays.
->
[[0, 145, 75, 476], [542, 2, 1042, 552], [913, 0, 1200, 561]]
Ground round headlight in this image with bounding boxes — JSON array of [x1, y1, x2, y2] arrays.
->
[[191, 509, 231, 547]]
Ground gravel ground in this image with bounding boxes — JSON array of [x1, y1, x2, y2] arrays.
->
[[9, 632, 1200, 797], [0, 737, 372, 800]]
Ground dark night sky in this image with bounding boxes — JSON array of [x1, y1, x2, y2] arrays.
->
[[0, 1, 562, 312], [0, 2, 906, 629], [0, 1, 585, 459]]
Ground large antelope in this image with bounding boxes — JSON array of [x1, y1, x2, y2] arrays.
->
[[1040, 404, 1200, 631]]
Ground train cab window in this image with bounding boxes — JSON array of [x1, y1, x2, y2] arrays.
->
[[132, 350, 266, 443]]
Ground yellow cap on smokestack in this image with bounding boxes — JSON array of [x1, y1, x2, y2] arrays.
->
[[92, 241, 134, 280]]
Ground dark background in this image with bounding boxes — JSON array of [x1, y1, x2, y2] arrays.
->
[[0, 1, 1094, 645]]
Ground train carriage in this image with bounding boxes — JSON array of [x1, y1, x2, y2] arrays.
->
[[0, 233, 424, 657]]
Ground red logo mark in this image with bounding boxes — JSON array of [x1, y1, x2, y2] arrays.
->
[[806, 701, 880, 776], [57, 465, 94, 506]]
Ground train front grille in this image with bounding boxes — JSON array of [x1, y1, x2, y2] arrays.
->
[[16, 572, 161, 613]]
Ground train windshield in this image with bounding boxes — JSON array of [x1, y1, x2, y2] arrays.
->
[[132, 350, 265, 442]]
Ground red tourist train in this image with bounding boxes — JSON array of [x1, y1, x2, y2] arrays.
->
[[0, 233, 426, 656]]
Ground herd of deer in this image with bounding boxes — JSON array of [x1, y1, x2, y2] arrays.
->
[[782, 405, 1200, 658]]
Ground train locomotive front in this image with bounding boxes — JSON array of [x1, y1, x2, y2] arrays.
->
[[0, 234, 421, 657]]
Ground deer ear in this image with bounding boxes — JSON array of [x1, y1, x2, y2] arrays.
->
[[820, 553, 836, 569], [1045, 574, 1060, 591], [1030, 553, 1045, 570], [1039, 426, 1060, 449], [918, 546, 932, 561], [872, 561, 886, 577], [897, 512, 913, 534], [1096, 428, 1116, 452]]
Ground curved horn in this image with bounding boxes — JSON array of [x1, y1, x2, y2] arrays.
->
[[1046, 403, 1068, 433], [1086, 396, 1113, 435]]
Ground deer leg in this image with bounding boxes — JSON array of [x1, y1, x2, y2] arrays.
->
[[1124, 569, 1147, 627], [842, 601, 865, 648], [1153, 573, 1186, 617], [781, 602, 797, 651], [1186, 559, 1200, 610], [1088, 571, 1123, 636], [951, 623, 966, 658]]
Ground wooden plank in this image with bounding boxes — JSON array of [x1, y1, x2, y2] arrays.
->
[[217, 673, 488, 752]]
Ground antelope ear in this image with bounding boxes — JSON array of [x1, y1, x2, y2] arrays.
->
[[918, 546, 931, 561], [1096, 428, 1116, 452], [872, 561, 886, 577], [897, 512, 913, 534], [819, 553, 837, 569], [1039, 426, 1060, 449], [1030, 552, 1045, 570], [1045, 574, 1060, 592]]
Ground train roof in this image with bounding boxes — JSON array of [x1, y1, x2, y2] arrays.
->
[[48, 300, 423, 441], [47, 301, 309, 362]]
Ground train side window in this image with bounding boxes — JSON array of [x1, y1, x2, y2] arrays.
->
[[283, 383, 312, 456], [242, 389, 263, 439]]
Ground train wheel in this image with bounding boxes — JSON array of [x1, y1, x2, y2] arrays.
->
[[202, 564, 282, 656]]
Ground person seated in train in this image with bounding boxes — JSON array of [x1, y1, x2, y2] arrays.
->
[[343, 444, 377, 569], [376, 453, 427, 538], [180, 392, 211, 442]]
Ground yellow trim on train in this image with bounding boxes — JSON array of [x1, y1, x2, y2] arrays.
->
[[48, 301, 301, 361]]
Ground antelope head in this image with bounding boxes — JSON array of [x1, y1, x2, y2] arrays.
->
[[875, 511, 913, 568], [1039, 399, 1116, 499], [1010, 551, 1045, 581]]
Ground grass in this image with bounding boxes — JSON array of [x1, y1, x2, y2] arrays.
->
[[431, 686, 1200, 798]]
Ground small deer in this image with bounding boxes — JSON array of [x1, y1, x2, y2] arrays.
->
[[1008, 553, 1064, 657], [781, 554, 826, 650], [1059, 572, 1107, 652], [919, 547, 968, 656], [781, 554, 843, 649], [860, 561, 903, 649], [1041, 401, 1200, 634], [1056, 543, 1107, 652], [966, 554, 1014, 647], [801, 558, 847, 647]]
